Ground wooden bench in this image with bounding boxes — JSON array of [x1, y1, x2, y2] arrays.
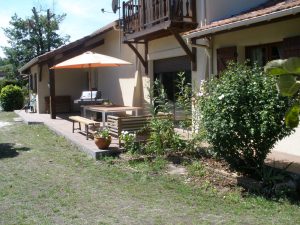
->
[[69, 116, 100, 140], [107, 114, 171, 146]]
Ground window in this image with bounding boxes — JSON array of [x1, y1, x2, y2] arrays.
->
[[246, 42, 283, 66], [217, 46, 237, 75]]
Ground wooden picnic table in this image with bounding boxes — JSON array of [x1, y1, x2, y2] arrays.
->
[[82, 104, 142, 127]]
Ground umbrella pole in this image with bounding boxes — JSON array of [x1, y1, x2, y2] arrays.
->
[[89, 68, 92, 101]]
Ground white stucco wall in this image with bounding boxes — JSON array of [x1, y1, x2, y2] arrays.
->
[[205, 0, 268, 24], [212, 17, 300, 74], [92, 29, 149, 110]]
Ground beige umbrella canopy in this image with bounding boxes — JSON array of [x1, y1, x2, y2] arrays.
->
[[50, 51, 132, 90], [51, 51, 132, 69]]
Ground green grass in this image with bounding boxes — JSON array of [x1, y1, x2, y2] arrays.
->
[[0, 112, 299, 224]]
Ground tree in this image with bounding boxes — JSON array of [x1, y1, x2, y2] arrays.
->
[[265, 57, 300, 128], [0, 57, 15, 79], [2, 6, 70, 80]]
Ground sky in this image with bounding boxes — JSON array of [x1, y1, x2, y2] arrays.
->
[[0, 0, 119, 58]]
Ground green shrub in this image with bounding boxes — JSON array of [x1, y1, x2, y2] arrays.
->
[[145, 117, 185, 155], [196, 62, 293, 176], [0, 84, 24, 111], [145, 79, 185, 155], [0, 79, 21, 92], [120, 131, 140, 154]]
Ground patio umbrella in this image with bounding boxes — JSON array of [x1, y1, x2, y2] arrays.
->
[[50, 51, 132, 90]]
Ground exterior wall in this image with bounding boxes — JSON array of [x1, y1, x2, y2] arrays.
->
[[188, 17, 300, 84], [204, 0, 268, 24], [34, 64, 88, 113], [31, 27, 148, 114], [148, 35, 187, 85], [92, 29, 149, 110], [36, 65, 48, 113], [212, 17, 300, 74]]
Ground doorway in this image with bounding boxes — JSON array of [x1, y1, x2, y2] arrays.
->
[[154, 56, 191, 120]]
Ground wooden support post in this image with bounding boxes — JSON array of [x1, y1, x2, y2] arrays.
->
[[48, 63, 56, 119]]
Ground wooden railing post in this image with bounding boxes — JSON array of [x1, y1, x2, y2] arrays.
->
[[122, 0, 197, 38]]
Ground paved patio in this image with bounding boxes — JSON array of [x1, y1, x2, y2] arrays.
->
[[14, 110, 121, 159], [13, 110, 300, 174]]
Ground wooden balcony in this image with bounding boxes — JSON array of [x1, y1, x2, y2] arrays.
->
[[122, 0, 197, 42]]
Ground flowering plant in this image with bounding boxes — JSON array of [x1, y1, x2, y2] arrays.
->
[[94, 129, 110, 139], [120, 131, 138, 153]]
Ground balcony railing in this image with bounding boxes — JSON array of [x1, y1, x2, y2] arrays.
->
[[123, 0, 196, 36]]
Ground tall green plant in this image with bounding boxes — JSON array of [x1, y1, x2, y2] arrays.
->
[[145, 79, 184, 155], [176, 72, 192, 129], [196, 62, 293, 176], [265, 57, 300, 128]]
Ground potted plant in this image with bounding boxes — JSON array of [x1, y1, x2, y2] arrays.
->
[[93, 129, 111, 149]]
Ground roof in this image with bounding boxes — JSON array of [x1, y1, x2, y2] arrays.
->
[[184, 0, 300, 39], [19, 20, 119, 73]]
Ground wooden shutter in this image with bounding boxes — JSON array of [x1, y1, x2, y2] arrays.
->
[[282, 36, 300, 58], [217, 46, 237, 75]]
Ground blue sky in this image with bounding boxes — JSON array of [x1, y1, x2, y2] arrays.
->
[[0, 0, 119, 58]]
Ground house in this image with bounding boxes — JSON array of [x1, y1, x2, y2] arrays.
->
[[121, 0, 300, 94], [19, 21, 148, 118], [119, 0, 300, 157], [20, 0, 300, 121]]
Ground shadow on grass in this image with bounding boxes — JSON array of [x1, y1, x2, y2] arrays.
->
[[0, 143, 31, 159]]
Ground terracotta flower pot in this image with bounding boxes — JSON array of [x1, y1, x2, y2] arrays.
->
[[94, 136, 111, 149]]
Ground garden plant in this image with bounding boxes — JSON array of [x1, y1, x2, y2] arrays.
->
[[0, 84, 24, 111], [195, 62, 293, 177], [265, 57, 300, 128]]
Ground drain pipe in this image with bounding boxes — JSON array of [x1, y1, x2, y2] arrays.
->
[[186, 37, 213, 78]]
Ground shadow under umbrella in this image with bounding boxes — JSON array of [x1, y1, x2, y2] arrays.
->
[[0, 143, 31, 159]]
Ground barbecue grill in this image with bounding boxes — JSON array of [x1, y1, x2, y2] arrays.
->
[[74, 90, 104, 114], [74, 90, 103, 104]]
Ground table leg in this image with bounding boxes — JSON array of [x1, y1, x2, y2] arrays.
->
[[85, 124, 88, 140], [102, 112, 106, 128]]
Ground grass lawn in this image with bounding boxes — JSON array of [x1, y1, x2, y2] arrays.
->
[[0, 112, 299, 225]]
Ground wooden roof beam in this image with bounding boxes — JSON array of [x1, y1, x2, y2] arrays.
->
[[126, 42, 148, 75], [170, 29, 197, 71]]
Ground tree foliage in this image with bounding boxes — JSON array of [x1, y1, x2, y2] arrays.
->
[[2, 6, 70, 79], [196, 62, 293, 176]]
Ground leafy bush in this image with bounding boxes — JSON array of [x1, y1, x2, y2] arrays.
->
[[120, 131, 140, 154], [0, 84, 24, 111], [265, 57, 300, 128], [196, 62, 293, 176], [145, 117, 185, 155], [0, 79, 21, 92]]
